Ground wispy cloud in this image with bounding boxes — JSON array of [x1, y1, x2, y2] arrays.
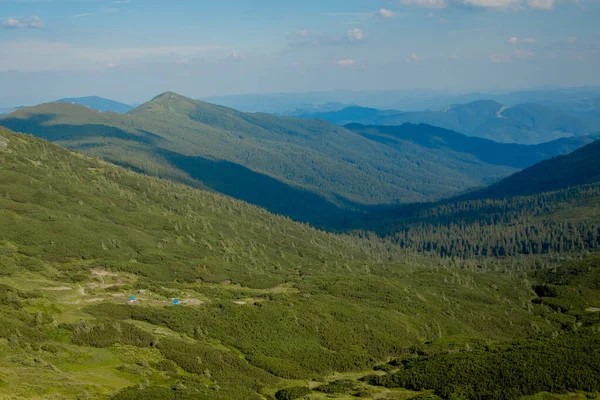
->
[[287, 30, 336, 46], [0, 40, 232, 72], [2, 16, 44, 29], [515, 48, 535, 58], [287, 28, 368, 46], [527, 0, 555, 9], [405, 53, 426, 63], [334, 59, 356, 66], [325, 8, 401, 22], [400, 0, 559, 9], [73, 13, 95, 18], [348, 28, 366, 41], [401, 0, 448, 8], [490, 53, 512, 62], [508, 37, 536, 44], [378, 8, 397, 18]]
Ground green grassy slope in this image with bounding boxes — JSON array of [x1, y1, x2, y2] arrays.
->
[[0, 126, 586, 399], [0, 93, 519, 225]]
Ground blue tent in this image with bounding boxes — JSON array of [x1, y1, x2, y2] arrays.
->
[[129, 296, 136, 302], [172, 299, 180, 305]]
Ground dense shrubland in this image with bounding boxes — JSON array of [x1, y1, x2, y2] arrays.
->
[[1, 127, 600, 399], [368, 331, 600, 400]]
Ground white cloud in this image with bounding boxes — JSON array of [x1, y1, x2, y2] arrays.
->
[[405, 53, 426, 63], [568, 36, 578, 43], [401, 0, 557, 9], [107, 63, 118, 68], [515, 49, 535, 58], [176, 58, 189, 65], [490, 53, 512, 62], [379, 8, 397, 18], [440, 17, 450, 22], [509, 37, 537, 45], [348, 28, 366, 41], [225, 50, 242, 61], [0, 40, 231, 72], [527, 0, 554, 9], [427, 12, 435, 17], [334, 59, 356, 65], [73, 13, 94, 18], [104, 8, 120, 14], [2, 16, 44, 29], [463, 0, 521, 7], [449, 55, 459, 59], [401, 0, 448, 8]]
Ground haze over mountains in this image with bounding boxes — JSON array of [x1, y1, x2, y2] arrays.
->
[[53, 96, 134, 113], [1, 91, 596, 227], [205, 87, 600, 115], [298, 101, 600, 144], [464, 138, 600, 199]]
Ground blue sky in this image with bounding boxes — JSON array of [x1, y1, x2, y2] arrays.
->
[[0, 0, 599, 106]]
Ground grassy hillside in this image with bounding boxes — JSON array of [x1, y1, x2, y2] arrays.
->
[[300, 101, 600, 144], [54, 96, 134, 113], [0, 126, 595, 399], [0, 92, 521, 225]]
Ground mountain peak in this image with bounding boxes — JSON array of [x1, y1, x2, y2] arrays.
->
[[150, 91, 193, 103]]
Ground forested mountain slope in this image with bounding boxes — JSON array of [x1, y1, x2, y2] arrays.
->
[[1, 126, 591, 399], [343, 141, 600, 258], [463, 139, 600, 199], [300, 101, 600, 144], [0, 92, 522, 224], [345, 123, 598, 169]]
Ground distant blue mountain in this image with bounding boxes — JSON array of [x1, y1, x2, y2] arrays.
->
[[299, 101, 600, 145], [54, 96, 133, 113]]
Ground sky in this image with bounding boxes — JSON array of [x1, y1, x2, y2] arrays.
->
[[0, 0, 599, 106]]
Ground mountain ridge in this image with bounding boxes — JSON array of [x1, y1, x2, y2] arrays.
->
[[299, 101, 600, 144], [54, 95, 134, 113], [0, 92, 534, 225]]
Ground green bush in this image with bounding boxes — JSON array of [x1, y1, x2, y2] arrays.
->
[[274, 386, 310, 400], [70, 319, 154, 348], [314, 379, 355, 394], [370, 331, 600, 400]]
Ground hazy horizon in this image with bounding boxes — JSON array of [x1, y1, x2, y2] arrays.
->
[[2, 0, 599, 107]]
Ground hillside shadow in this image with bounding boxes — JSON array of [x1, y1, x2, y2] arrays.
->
[[0, 115, 160, 144], [158, 149, 358, 227]]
